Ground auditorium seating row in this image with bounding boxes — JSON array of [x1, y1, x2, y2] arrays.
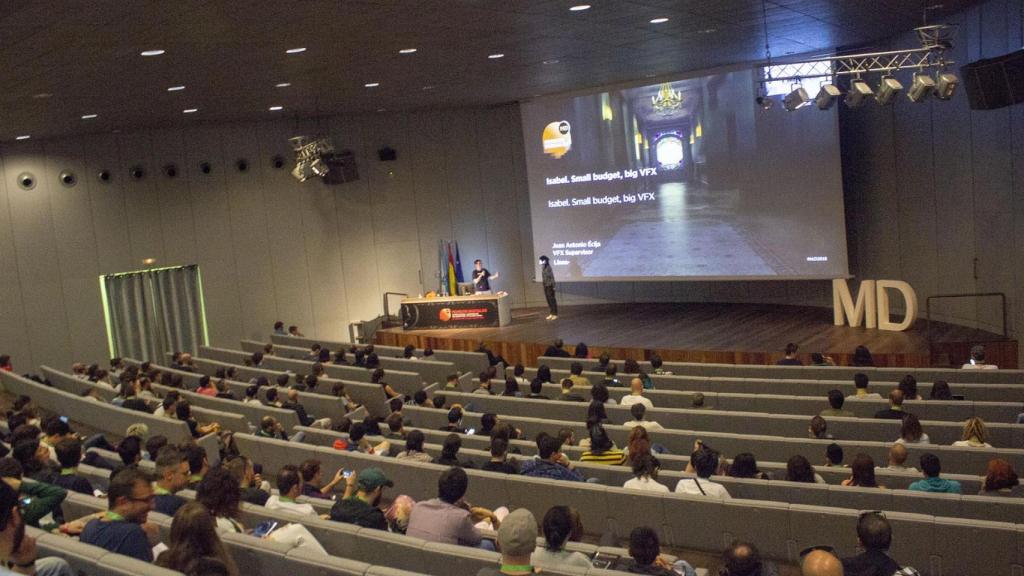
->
[[400, 404, 1023, 476], [269, 334, 491, 376], [234, 433, 1024, 575], [167, 353, 1024, 475], [61, 492, 645, 576], [29, 526, 185, 576], [489, 373, 1024, 423], [537, 356, 1024, 385], [292, 425, 988, 493], [242, 339, 461, 389], [432, 390, 1024, 461], [0, 371, 221, 465], [512, 366, 1024, 407]]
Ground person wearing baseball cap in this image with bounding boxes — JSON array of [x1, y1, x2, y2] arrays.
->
[[0, 480, 74, 576], [329, 468, 394, 530], [477, 508, 539, 576]]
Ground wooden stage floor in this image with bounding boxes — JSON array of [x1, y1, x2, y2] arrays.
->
[[376, 303, 1017, 368]]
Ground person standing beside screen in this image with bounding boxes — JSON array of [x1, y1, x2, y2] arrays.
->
[[540, 255, 557, 320], [473, 260, 498, 294]]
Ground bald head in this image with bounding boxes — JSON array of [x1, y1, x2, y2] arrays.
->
[[889, 443, 908, 466], [889, 388, 904, 407], [801, 550, 843, 576], [288, 388, 299, 402], [630, 378, 643, 394]]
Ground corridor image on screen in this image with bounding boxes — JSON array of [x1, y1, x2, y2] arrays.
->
[[521, 69, 849, 281]]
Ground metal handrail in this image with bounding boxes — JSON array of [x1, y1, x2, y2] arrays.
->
[[382, 292, 409, 320], [925, 292, 1006, 341]]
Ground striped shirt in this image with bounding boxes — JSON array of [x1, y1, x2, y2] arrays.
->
[[580, 448, 626, 465]]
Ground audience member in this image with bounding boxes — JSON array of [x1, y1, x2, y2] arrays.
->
[[196, 467, 245, 532], [824, 443, 844, 467], [543, 339, 571, 358], [152, 447, 190, 516], [600, 365, 621, 388], [620, 378, 653, 409], [622, 403, 664, 432], [721, 540, 778, 576], [53, 438, 94, 495], [155, 501, 239, 576], [406, 467, 486, 547], [841, 454, 883, 488], [573, 342, 589, 358], [895, 414, 929, 444], [223, 455, 270, 506], [265, 465, 317, 516], [810, 353, 835, 367], [568, 362, 590, 389], [677, 444, 730, 498], [962, 345, 997, 369], [808, 416, 832, 440], [650, 354, 671, 375], [897, 375, 921, 401], [183, 443, 209, 489], [623, 454, 669, 492], [801, 549, 843, 576], [580, 424, 625, 465], [929, 380, 953, 400], [502, 377, 522, 397], [851, 345, 874, 367], [979, 459, 1023, 497], [299, 459, 345, 499], [437, 434, 472, 468], [440, 408, 467, 434], [527, 379, 549, 400], [0, 480, 74, 576], [873, 389, 907, 420], [531, 505, 591, 569], [773, 455, 825, 484], [847, 373, 881, 400], [481, 437, 518, 474], [880, 444, 916, 472], [691, 392, 708, 409], [616, 526, 695, 576], [520, 433, 584, 482], [952, 417, 992, 447], [512, 364, 529, 387], [776, 343, 802, 366], [330, 468, 393, 530], [819, 390, 854, 418], [473, 372, 493, 395], [79, 468, 156, 562], [559, 378, 586, 402], [476, 508, 537, 576], [908, 453, 961, 494], [396, 430, 432, 463], [728, 453, 768, 480], [0, 458, 66, 528], [841, 512, 917, 575]]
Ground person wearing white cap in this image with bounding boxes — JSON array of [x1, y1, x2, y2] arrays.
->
[[476, 508, 538, 576]]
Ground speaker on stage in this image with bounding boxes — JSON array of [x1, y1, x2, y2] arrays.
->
[[961, 49, 1024, 110]]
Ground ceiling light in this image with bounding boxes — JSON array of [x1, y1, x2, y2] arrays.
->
[[15, 135, 30, 140], [81, 114, 98, 119], [543, 59, 560, 65], [269, 106, 284, 111], [569, 4, 591, 10], [488, 53, 505, 59], [814, 84, 842, 110], [286, 47, 306, 54], [907, 73, 936, 102], [183, 108, 198, 113], [422, 85, 435, 90], [875, 76, 903, 105], [32, 93, 52, 99], [399, 48, 417, 54], [167, 85, 186, 92], [650, 17, 669, 24], [275, 82, 291, 88], [783, 86, 812, 111], [140, 49, 165, 57], [377, 108, 386, 112], [845, 79, 874, 107], [364, 82, 380, 88], [935, 72, 959, 100]]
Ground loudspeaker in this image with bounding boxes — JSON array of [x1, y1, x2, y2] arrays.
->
[[961, 49, 1024, 110], [378, 146, 397, 162], [322, 150, 359, 184]]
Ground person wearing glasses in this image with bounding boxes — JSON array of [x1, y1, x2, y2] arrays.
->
[[78, 468, 158, 562]]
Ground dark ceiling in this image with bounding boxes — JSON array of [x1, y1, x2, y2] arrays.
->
[[0, 0, 982, 142]]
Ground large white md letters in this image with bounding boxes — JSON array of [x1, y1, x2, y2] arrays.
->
[[833, 279, 918, 331]]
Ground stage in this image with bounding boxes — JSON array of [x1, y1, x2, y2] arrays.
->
[[375, 303, 1018, 369]]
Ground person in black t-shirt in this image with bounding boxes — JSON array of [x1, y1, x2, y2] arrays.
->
[[53, 438, 94, 495], [480, 437, 519, 474], [472, 259, 499, 294]]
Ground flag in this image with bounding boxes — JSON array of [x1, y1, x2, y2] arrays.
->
[[438, 240, 448, 295], [454, 242, 465, 283], [447, 242, 457, 296]]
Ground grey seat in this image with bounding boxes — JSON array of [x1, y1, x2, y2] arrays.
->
[[932, 517, 1022, 576], [283, 547, 370, 576], [786, 504, 860, 561]]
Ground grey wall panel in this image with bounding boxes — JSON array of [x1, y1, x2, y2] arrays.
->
[[0, 143, 73, 369], [409, 112, 455, 296], [117, 132, 166, 266], [150, 128, 199, 266], [443, 109, 488, 287], [41, 139, 106, 363], [253, 120, 316, 339], [183, 126, 243, 349], [81, 134, 133, 274], [0, 151, 33, 369], [220, 124, 278, 342], [477, 106, 526, 300]]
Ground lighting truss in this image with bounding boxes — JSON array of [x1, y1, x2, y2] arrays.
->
[[289, 135, 335, 182]]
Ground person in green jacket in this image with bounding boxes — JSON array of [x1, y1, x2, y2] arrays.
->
[[0, 457, 67, 528]]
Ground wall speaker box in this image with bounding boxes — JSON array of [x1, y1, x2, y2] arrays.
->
[[961, 49, 1024, 110], [322, 150, 359, 184], [378, 147, 397, 162]]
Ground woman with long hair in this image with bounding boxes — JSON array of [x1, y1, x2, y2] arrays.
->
[[980, 459, 1023, 497], [896, 414, 930, 444], [625, 426, 652, 466], [196, 467, 244, 533], [929, 380, 953, 400], [728, 453, 768, 480], [851, 345, 874, 367], [502, 376, 522, 397], [841, 453, 883, 488], [156, 501, 240, 576], [580, 424, 625, 465], [953, 417, 992, 447], [532, 506, 593, 569], [782, 455, 819, 483]]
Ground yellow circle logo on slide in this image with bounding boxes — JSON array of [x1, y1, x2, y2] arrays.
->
[[438, 308, 452, 322], [542, 121, 572, 159]]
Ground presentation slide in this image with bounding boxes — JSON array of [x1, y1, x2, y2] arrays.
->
[[521, 69, 849, 281]]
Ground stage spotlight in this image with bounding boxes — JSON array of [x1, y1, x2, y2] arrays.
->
[[755, 95, 774, 110], [815, 84, 842, 110], [845, 79, 874, 108], [935, 72, 959, 100], [291, 163, 312, 182], [875, 76, 903, 105], [310, 158, 330, 177], [783, 86, 812, 111], [907, 73, 936, 102]]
